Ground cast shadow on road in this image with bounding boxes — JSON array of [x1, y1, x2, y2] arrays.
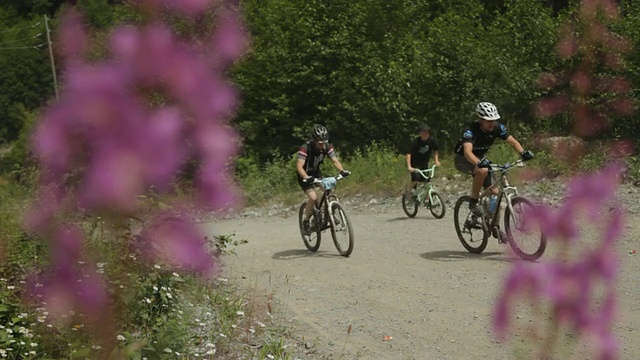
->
[[420, 249, 518, 263], [385, 216, 440, 222], [271, 249, 345, 260]]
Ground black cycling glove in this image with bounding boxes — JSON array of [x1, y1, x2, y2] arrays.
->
[[477, 158, 491, 168], [520, 150, 534, 161]]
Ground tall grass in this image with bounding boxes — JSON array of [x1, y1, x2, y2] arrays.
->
[[232, 141, 449, 207], [235, 141, 637, 208], [0, 179, 295, 360]]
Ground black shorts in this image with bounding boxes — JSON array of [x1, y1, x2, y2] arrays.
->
[[297, 173, 320, 192], [454, 155, 493, 189], [410, 169, 431, 183], [454, 155, 474, 173]]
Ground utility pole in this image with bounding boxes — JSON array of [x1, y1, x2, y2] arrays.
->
[[44, 15, 59, 100]]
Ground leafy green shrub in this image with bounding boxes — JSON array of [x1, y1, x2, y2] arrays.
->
[[235, 152, 298, 206]]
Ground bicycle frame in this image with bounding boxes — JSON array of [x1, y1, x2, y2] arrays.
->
[[312, 174, 344, 229], [480, 159, 523, 227], [412, 165, 438, 205]]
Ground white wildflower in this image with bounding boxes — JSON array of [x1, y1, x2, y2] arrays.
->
[[116, 335, 125, 341]]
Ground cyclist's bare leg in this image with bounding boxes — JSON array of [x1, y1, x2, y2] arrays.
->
[[471, 167, 489, 200], [304, 189, 318, 219]]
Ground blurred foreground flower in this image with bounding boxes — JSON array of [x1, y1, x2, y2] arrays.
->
[[24, 0, 248, 342], [493, 166, 624, 359], [497, 1, 634, 359]]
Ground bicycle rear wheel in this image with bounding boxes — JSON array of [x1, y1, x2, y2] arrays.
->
[[402, 189, 419, 217], [299, 202, 321, 252], [329, 202, 354, 257], [504, 196, 546, 261], [453, 196, 489, 253], [428, 191, 446, 219]]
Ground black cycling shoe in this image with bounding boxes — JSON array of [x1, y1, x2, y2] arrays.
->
[[469, 202, 484, 217], [465, 215, 483, 230], [302, 219, 311, 235], [498, 231, 509, 244]]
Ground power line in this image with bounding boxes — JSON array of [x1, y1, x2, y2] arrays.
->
[[0, 44, 45, 51], [0, 34, 43, 46], [0, 22, 42, 34]]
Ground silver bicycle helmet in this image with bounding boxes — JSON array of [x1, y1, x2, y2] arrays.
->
[[476, 102, 501, 121], [311, 124, 329, 141]]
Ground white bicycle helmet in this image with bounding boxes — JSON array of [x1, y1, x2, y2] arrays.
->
[[311, 124, 329, 141], [476, 102, 501, 121]]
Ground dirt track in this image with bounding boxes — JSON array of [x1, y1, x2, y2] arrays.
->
[[207, 193, 640, 360]]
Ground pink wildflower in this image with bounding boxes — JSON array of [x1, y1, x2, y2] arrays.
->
[[26, 0, 247, 326], [494, 167, 623, 359]]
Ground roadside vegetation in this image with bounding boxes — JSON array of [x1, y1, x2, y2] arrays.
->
[[0, 0, 638, 359]]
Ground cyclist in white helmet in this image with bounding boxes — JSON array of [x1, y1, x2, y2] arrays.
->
[[296, 124, 350, 234], [453, 102, 534, 217]]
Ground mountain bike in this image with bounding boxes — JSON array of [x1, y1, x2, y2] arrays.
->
[[401, 165, 446, 219], [298, 174, 354, 257], [453, 159, 546, 261]]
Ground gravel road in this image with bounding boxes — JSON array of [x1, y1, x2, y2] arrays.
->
[[205, 180, 640, 360]]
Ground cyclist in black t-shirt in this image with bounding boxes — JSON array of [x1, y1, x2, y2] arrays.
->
[[406, 124, 441, 192], [296, 124, 350, 233], [454, 102, 534, 216]]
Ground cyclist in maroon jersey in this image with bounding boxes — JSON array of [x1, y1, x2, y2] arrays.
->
[[296, 124, 350, 234]]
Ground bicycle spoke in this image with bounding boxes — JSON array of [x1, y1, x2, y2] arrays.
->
[[454, 196, 488, 253], [505, 197, 546, 261]]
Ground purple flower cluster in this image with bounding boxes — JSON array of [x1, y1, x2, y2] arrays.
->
[[535, 0, 634, 138], [494, 166, 624, 359], [26, 0, 247, 318], [496, 1, 634, 359]]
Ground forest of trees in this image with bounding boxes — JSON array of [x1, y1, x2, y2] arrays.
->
[[0, 0, 638, 170]]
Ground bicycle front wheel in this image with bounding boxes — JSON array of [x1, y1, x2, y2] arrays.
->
[[453, 196, 488, 254], [299, 202, 321, 252], [329, 202, 354, 257], [504, 196, 546, 261], [402, 189, 419, 217], [428, 192, 446, 219]]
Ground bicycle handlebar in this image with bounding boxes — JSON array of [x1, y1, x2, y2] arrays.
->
[[311, 174, 348, 191], [488, 159, 524, 172], [412, 165, 437, 180], [312, 174, 346, 184]]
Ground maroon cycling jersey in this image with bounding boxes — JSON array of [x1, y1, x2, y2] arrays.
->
[[297, 141, 337, 177]]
